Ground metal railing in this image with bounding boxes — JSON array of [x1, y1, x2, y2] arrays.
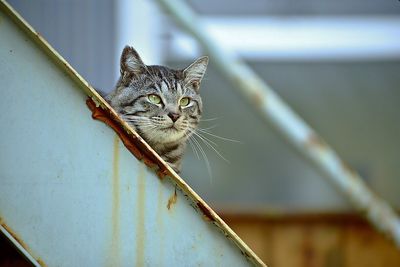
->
[[155, 0, 400, 247]]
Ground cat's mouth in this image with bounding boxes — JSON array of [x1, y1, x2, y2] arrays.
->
[[139, 122, 187, 143], [163, 126, 183, 135], [162, 124, 187, 135], [166, 124, 178, 130]]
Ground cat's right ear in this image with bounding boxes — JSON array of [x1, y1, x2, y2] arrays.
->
[[120, 46, 146, 76], [183, 56, 209, 91]]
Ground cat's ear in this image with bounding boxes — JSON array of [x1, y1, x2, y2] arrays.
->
[[183, 56, 209, 91], [120, 46, 146, 76]]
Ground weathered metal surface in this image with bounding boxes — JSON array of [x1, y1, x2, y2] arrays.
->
[[155, 0, 400, 248], [0, 1, 265, 266]]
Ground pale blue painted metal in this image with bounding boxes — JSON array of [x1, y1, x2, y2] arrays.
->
[[0, 2, 265, 266]]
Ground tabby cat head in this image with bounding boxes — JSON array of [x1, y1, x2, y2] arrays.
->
[[106, 46, 208, 146]]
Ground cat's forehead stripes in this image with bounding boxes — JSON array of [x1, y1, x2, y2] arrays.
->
[[146, 66, 185, 93], [177, 82, 184, 95], [156, 80, 184, 95], [160, 80, 169, 93]]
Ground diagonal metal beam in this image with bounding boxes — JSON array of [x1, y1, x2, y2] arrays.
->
[[155, 0, 400, 247]]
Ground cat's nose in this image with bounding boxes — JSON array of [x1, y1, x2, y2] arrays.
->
[[168, 112, 180, 122]]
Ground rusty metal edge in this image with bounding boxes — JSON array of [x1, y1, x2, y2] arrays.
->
[[0, 1, 266, 266], [0, 218, 44, 267]]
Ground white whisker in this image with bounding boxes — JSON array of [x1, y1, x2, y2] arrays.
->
[[190, 134, 213, 182], [187, 128, 230, 163], [188, 128, 218, 146], [196, 128, 241, 143], [198, 124, 219, 131], [199, 117, 221, 122], [185, 132, 200, 160]]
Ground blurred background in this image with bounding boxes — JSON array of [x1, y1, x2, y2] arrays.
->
[[4, 0, 400, 266]]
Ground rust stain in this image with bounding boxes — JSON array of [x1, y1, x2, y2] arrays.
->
[[156, 181, 165, 265], [136, 162, 146, 267], [1, 218, 47, 266], [306, 133, 328, 150], [157, 182, 165, 220], [197, 202, 215, 222], [233, 75, 267, 108], [341, 160, 358, 177], [86, 99, 265, 264], [252, 90, 266, 108], [167, 188, 178, 210], [109, 135, 121, 266], [86, 98, 170, 180], [157, 167, 170, 179], [0, 221, 29, 252], [36, 258, 48, 267]]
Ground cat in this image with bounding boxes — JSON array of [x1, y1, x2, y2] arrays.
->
[[105, 46, 208, 173]]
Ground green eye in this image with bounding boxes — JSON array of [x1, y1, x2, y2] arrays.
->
[[148, 94, 161, 104], [179, 97, 190, 107]]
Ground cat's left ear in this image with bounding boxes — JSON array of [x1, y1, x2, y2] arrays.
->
[[183, 56, 209, 91], [120, 46, 147, 76]]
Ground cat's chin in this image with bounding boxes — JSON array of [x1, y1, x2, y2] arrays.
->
[[163, 128, 186, 143], [145, 127, 186, 144]]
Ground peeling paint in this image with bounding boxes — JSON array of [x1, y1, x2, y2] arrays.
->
[[86, 98, 169, 178], [167, 188, 178, 210], [91, 96, 101, 108], [197, 202, 215, 222], [157, 167, 170, 180]]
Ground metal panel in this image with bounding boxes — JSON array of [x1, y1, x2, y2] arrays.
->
[[0, 1, 265, 266]]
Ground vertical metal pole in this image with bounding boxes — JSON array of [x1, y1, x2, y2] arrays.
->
[[115, 0, 164, 80], [155, 0, 400, 247]]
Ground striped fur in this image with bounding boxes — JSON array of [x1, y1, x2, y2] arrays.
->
[[106, 46, 208, 172]]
